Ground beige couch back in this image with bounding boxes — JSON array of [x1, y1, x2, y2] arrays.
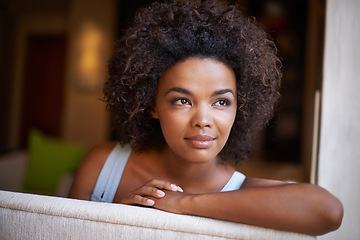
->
[[0, 190, 315, 239]]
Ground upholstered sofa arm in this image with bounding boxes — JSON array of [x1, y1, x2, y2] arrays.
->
[[0, 190, 315, 240]]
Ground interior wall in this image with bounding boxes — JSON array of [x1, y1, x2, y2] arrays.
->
[[9, 13, 67, 149], [0, 8, 14, 153], [318, 0, 360, 238], [61, 0, 116, 147], [6, 0, 116, 150], [301, 0, 325, 181]]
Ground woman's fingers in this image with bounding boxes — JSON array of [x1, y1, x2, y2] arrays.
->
[[124, 185, 166, 206], [132, 185, 166, 198], [120, 179, 183, 206], [129, 194, 155, 206], [146, 179, 183, 192]]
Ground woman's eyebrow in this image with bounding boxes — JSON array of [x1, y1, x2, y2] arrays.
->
[[212, 89, 235, 97], [165, 87, 234, 97], [165, 87, 192, 96]]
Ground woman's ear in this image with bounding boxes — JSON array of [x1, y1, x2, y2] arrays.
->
[[151, 107, 159, 119]]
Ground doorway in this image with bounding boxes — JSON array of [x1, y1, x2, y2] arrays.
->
[[20, 35, 67, 147]]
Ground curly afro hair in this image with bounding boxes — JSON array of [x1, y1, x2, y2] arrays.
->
[[104, 0, 281, 164]]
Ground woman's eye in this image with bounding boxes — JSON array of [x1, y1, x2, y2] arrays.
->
[[172, 98, 190, 105], [213, 99, 230, 106], [180, 99, 188, 104]]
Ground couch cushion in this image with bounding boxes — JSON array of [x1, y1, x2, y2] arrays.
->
[[22, 129, 87, 195]]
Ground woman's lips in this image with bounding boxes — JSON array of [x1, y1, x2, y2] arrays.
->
[[184, 135, 216, 149]]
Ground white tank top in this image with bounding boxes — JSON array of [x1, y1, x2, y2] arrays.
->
[[91, 143, 246, 202]]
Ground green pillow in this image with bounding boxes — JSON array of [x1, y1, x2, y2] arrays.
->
[[22, 129, 87, 195]]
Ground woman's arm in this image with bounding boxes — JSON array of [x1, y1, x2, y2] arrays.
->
[[68, 142, 117, 200], [152, 178, 343, 236]]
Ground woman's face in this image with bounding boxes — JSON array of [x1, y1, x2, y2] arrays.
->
[[152, 57, 237, 163]]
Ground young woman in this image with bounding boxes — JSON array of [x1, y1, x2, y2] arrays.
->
[[69, 0, 343, 235]]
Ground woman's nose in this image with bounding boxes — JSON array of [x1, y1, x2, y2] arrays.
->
[[192, 104, 213, 129]]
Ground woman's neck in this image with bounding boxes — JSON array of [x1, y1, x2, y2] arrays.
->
[[155, 145, 233, 193]]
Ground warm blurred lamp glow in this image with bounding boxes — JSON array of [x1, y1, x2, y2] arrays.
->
[[76, 21, 104, 90]]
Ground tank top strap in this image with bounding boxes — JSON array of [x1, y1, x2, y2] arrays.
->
[[91, 143, 132, 202], [221, 171, 246, 192]]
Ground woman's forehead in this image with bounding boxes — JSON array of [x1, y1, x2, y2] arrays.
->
[[158, 57, 236, 92]]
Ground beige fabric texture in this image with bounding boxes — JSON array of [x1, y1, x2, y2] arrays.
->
[[0, 190, 315, 240]]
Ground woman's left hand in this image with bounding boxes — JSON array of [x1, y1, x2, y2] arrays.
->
[[119, 179, 183, 207], [150, 190, 193, 215]]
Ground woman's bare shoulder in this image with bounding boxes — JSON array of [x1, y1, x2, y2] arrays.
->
[[77, 141, 118, 173], [68, 141, 118, 200], [86, 141, 118, 163]]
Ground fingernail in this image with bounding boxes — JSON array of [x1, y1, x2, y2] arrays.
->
[[147, 199, 155, 205], [170, 184, 178, 191], [177, 186, 184, 192], [157, 190, 165, 197]]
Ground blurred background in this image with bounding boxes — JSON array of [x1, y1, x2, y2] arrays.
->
[[1, 1, 360, 239], [0, 0, 325, 184]]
